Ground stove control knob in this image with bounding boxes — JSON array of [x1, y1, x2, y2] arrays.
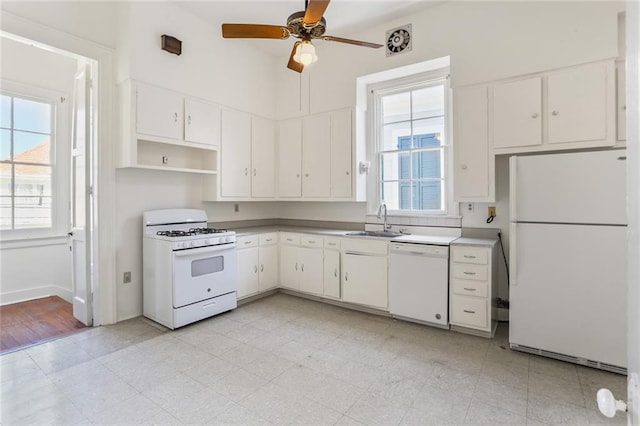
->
[[205, 239, 212, 245], [190, 241, 196, 247]]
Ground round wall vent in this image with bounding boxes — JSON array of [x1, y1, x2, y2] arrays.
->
[[385, 24, 412, 57]]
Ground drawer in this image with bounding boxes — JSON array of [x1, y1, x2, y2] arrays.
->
[[451, 263, 488, 281], [452, 247, 488, 265], [301, 235, 323, 248], [280, 232, 301, 246], [324, 237, 341, 250], [237, 235, 258, 249], [451, 279, 488, 298], [259, 233, 278, 246], [451, 296, 488, 329]]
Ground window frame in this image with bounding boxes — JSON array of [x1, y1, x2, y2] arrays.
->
[[367, 69, 454, 217], [1, 80, 69, 240]]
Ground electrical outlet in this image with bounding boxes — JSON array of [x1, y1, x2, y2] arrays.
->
[[466, 203, 474, 212], [488, 206, 496, 217], [123, 272, 131, 284], [234, 203, 239, 213]]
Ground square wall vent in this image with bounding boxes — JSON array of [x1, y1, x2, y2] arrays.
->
[[385, 24, 412, 57]]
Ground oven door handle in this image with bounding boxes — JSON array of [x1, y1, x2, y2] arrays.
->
[[174, 243, 237, 257]]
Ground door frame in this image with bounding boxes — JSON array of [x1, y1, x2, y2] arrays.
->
[[1, 12, 117, 325]]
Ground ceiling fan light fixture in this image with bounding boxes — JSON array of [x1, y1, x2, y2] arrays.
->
[[293, 40, 318, 65]]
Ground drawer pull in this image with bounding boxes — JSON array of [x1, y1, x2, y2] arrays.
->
[[308, 240, 316, 244], [244, 241, 251, 245], [463, 287, 476, 291], [265, 238, 272, 242], [463, 255, 476, 259], [287, 238, 293, 242], [254, 265, 258, 273], [463, 272, 476, 276], [463, 310, 476, 314], [328, 242, 336, 246], [260, 264, 264, 272]]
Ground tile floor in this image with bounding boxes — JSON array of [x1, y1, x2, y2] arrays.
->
[[0, 293, 628, 425]]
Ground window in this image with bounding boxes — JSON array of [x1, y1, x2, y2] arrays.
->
[[1, 92, 55, 231], [371, 73, 451, 214]]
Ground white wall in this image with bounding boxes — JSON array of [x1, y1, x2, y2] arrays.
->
[[276, 1, 622, 116], [278, 202, 366, 223], [0, 37, 78, 304]]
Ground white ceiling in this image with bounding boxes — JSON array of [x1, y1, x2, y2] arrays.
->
[[174, 0, 441, 57]]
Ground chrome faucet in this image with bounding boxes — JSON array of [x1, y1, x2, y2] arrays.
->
[[378, 203, 392, 231]]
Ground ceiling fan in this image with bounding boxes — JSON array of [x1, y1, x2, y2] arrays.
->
[[221, 0, 383, 73]]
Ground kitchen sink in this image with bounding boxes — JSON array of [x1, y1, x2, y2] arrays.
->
[[346, 230, 404, 238]]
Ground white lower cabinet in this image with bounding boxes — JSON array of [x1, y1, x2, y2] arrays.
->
[[341, 239, 388, 309], [449, 243, 498, 337], [237, 237, 259, 299], [237, 233, 278, 299], [323, 238, 341, 299], [298, 246, 324, 295], [278, 233, 324, 296]]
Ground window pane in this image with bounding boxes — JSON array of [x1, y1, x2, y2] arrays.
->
[[413, 180, 443, 210], [382, 92, 410, 124], [1, 129, 10, 161], [15, 164, 52, 197], [413, 117, 444, 147], [381, 152, 410, 181], [383, 121, 411, 151], [412, 150, 442, 179], [412, 85, 445, 120], [381, 181, 401, 210], [1, 95, 11, 129], [14, 196, 52, 229], [14, 98, 51, 134], [14, 131, 50, 164], [0, 195, 12, 230]]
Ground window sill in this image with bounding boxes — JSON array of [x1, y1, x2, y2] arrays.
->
[[0, 234, 69, 250]]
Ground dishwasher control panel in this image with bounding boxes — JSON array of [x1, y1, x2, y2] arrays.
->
[[390, 243, 449, 257]]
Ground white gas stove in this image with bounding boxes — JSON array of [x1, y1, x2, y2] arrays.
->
[[142, 209, 238, 329]]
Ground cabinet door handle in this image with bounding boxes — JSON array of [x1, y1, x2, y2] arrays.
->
[[254, 265, 258, 273], [244, 168, 248, 176], [463, 310, 476, 314], [463, 271, 476, 276], [187, 115, 192, 125], [334, 268, 337, 277], [344, 273, 348, 281], [552, 110, 559, 116], [346, 171, 350, 175], [460, 164, 468, 170], [253, 169, 257, 177], [260, 264, 264, 272], [296, 174, 300, 178], [531, 113, 538, 118], [301, 264, 304, 272], [174, 112, 178, 122], [463, 287, 476, 291], [295, 262, 298, 271], [305, 173, 309, 177]]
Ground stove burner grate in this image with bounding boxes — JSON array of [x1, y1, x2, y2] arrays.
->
[[156, 228, 229, 238]]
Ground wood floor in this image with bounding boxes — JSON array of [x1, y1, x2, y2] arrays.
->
[[0, 296, 87, 354]]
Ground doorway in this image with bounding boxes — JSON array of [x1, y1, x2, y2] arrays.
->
[[0, 33, 99, 341]]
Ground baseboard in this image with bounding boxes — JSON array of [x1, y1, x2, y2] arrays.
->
[[0, 286, 72, 306]]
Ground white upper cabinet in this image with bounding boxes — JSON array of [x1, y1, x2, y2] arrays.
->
[[184, 98, 220, 147], [278, 119, 303, 198], [119, 80, 217, 174], [492, 77, 542, 149], [453, 86, 494, 202], [547, 61, 609, 145], [302, 113, 331, 198], [330, 109, 353, 198], [251, 116, 276, 198], [220, 109, 251, 198], [136, 84, 183, 140]]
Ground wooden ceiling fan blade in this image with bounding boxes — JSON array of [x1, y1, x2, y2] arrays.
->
[[222, 24, 290, 39], [287, 42, 304, 73], [322, 35, 383, 49], [303, 0, 330, 26]]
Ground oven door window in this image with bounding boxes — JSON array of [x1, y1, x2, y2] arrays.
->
[[191, 256, 224, 277]]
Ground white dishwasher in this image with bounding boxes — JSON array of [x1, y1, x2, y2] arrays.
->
[[389, 243, 450, 328]]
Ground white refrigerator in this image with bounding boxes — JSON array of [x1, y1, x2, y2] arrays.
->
[[509, 150, 627, 371]]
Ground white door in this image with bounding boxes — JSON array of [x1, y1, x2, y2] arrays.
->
[[323, 249, 340, 298], [136, 83, 183, 140], [492, 77, 542, 149], [302, 114, 330, 197], [237, 247, 259, 299], [279, 244, 299, 290], [220, 109, 251, 197], [298, 247, 323, 295], [342, 253, 388, 309], [184, 98, 220, 146], [70, 62, 93, 326], [278, 119, 302, 197], [258, 245, 278, 292], [330, 109, 352, 198], [251, 117, 276, 198]]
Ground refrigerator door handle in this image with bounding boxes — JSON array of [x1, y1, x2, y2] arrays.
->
[[510, 156, 517, 221], [510, 222, 517, 286]]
